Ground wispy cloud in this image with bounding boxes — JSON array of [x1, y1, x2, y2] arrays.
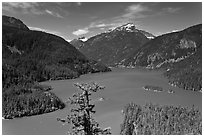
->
[[72, 28, 89, 36], [108, 4, 151, 25], [72, 3, 182, 36], [89, 21, 121, 29], [162, 7, 181, 13], [82, 4, 150, 31], [45, 9, 63, 18], [109, 4, 182, 27], [3, 2, 43, 15], [2, 2, 64, 18], [122, 4, 150, 19], [72, 21, 123, 36]]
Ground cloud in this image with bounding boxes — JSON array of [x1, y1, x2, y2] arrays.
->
[[2, 2, 43, 15], [87, 4, 149, 30], [45, 9, 63, 18], [162, 7, 181, 13], [92, 23, 107, 28], [2, 2, 64, 18], [108, 4, 151, 24], [122, 4, 150, 19], [72, 3, 154, 36], [3, 2, 38, 9], [73, 3, 182, 37], [72, 28, 89, 36], [89, 21, 117, 29]]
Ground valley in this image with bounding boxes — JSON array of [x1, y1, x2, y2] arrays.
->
[[2, 68, 202, 134], [2, 2, 202, 134]]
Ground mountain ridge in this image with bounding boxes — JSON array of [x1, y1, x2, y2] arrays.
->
[[71, 23, 202, 92], [2, 15, 111, 119], [72, 23, 155, 66]]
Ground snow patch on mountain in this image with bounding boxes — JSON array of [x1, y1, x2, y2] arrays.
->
[[79, 37, 88, 42], [114, 23, 136, 32]]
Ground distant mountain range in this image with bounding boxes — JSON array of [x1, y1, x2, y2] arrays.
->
[[71, 23, 155, 66], [2, 15, 202, 93], [70, 23, 202, 92], [2, 15, 201, 119]]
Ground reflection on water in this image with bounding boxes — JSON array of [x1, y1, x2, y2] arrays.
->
[[2, 68, 202, 135]]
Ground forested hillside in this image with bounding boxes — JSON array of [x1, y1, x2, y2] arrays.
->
[[2, 15, 110, 119], [124, 24, 202, 91]]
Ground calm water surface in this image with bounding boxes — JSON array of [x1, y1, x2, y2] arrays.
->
[[2, 68, 202, 135]]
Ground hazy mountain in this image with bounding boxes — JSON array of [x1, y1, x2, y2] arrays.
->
[[78, 23, 154, 66], [70, 38, 85, 49]]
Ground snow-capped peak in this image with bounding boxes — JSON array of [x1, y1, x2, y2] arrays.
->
[[122, 23, 135, 28], [114, 23, 137, 32]]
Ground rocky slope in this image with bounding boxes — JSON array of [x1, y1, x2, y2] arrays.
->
[[124, 24, 201, 68], [124, 24, 202, 91], [77, 23, 154, 66], [70, 37, 85, 49]]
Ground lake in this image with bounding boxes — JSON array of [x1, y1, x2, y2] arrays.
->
[[2, 68, 202, 135]]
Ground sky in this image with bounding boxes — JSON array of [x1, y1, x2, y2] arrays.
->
[[2, 2, 202, 41]]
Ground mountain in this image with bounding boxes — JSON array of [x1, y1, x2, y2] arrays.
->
[[124, 24, 202, 91], [2, 15, 110, 83], [78, 23, 154, 66], [2, 15, 110, 119], [139, 30, 155, 39], [124, 24, 201, 68], [70, 38, 85, 49], [2, 15, 29, 30]]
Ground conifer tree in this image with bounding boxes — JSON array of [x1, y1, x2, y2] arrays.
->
[[57, 82, 111, 135]]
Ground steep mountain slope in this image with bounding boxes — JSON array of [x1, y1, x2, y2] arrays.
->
[[124, 24, 201, 68], [78, 23, 154, 66], [164, 46, 202, 91], [70, 38, 85, 49], [2, 15, 29, 30], [124, 24, 202, 91], [2, 15, 110, 119], [2, 16, 111, 83], [139, 30, 155, 39]]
